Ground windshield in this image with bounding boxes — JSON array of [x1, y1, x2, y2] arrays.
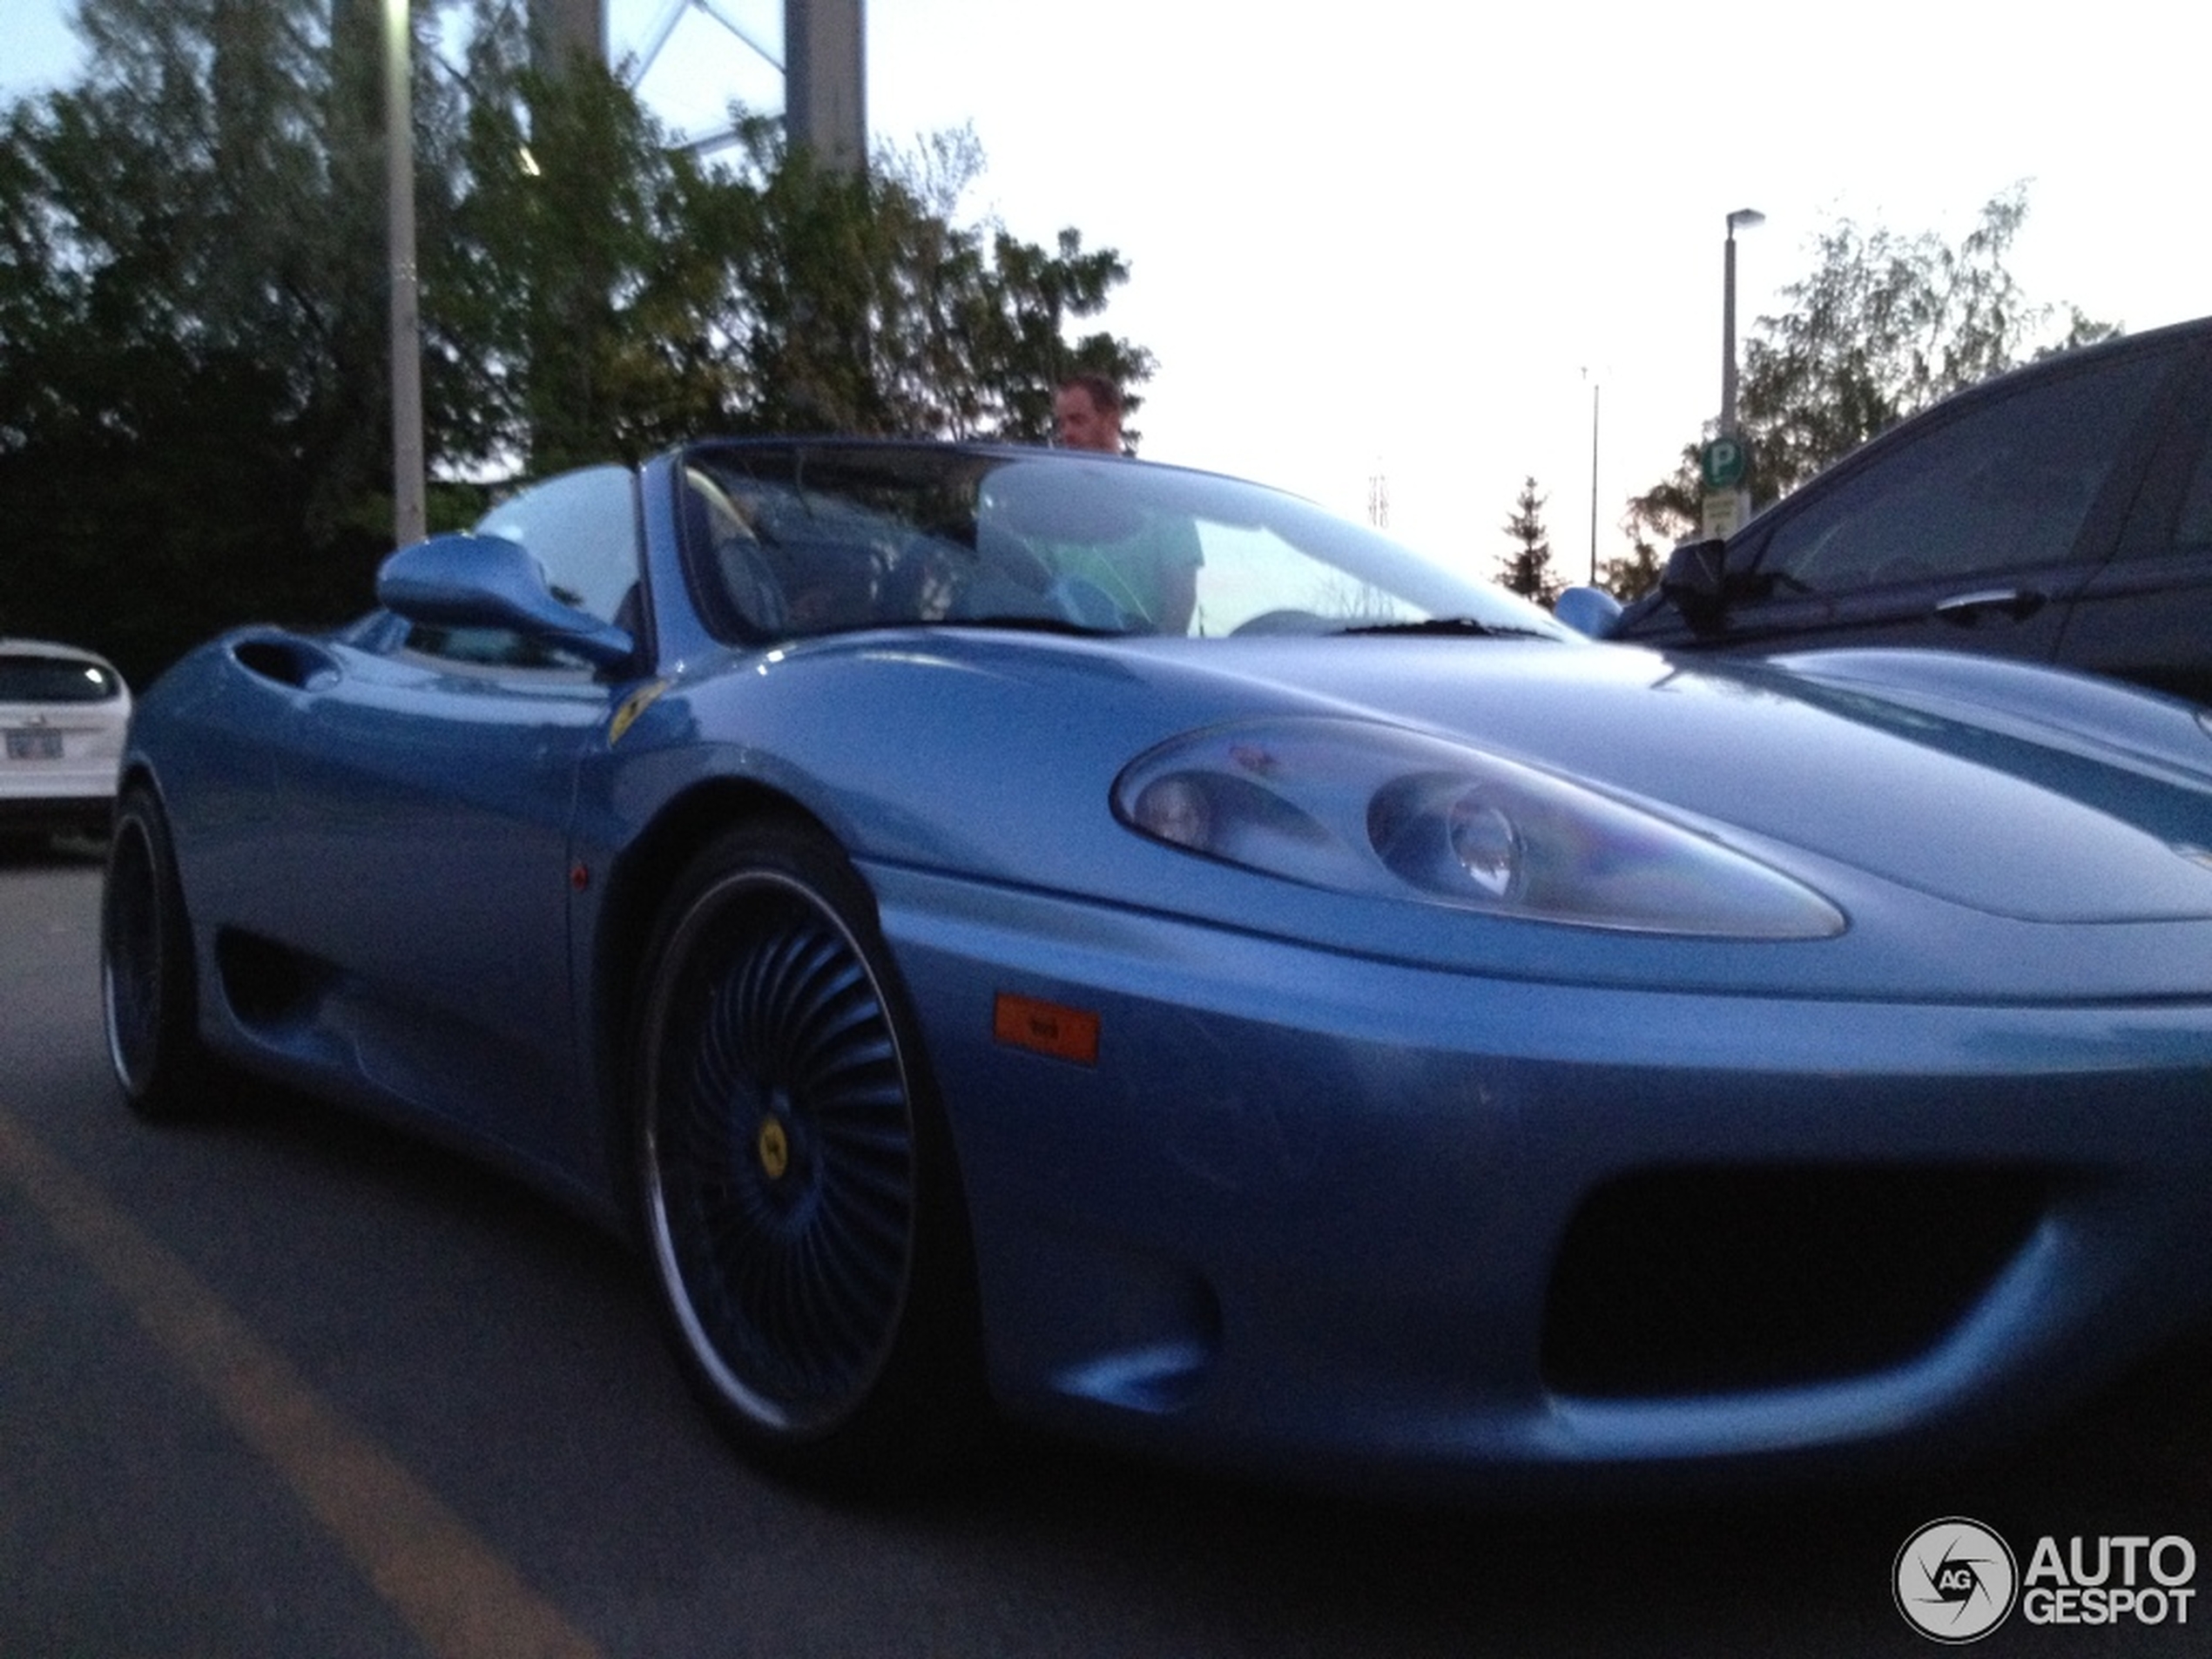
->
[[675, 442, 1573, 645]]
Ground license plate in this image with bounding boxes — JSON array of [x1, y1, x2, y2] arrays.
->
[[4, 729, 64, 761]]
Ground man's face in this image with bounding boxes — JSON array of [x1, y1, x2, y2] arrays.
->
[[1054, 386, 1120, 453]]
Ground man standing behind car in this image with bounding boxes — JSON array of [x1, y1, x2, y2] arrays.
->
[[1049, 374, 1202, 634], [1053, 373, 1130, 456]]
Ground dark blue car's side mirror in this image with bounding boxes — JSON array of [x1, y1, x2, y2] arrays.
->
[[1659, 537, 1732, 626], [376, 533, 637, 671]]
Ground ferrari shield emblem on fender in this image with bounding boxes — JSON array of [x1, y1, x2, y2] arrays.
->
[[608, 680, 670, 746]]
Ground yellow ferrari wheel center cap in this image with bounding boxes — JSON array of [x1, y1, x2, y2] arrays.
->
[[756, 1116, 790, 1180]]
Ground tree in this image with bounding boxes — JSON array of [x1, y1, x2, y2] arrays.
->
[[0, 1, 1154, 682], [0, 0, 426, 682], [1595, 535, 1662, 604], [1738, 185, 2115, 502], [432, 17, 728, 474], [1620, 186, 2117, 593], [1620, 461, 1701, 575], [1498, 476, 1561, 605], [432, 3, 1153, 470], [685, 115, 1150, 446], [413, 3, 1155, 468]]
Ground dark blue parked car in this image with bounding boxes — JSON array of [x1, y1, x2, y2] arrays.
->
[[1590, 314, 2212, 704]]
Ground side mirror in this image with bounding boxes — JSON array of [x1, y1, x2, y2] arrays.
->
[[1554, 585, 1623, 638], [376, 533, 636, 671], [1658, 537, 1731, 626]]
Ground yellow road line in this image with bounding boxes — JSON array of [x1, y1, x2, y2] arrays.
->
[[0, 1105, 605, 1659]]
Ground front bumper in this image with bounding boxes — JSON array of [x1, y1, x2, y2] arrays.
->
[[873, 863, 2212, 1494]]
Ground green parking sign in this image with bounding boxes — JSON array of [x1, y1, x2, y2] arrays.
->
[[1701, 437, 1749, 491]]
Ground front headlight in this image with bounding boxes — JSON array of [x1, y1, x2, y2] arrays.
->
[[1114, 718, 1844, 939]]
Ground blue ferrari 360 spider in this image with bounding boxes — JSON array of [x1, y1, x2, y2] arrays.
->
[[103, 441, 2212, 1494]]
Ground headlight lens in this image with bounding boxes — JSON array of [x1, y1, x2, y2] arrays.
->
[[1116, 718, 1844, 939]]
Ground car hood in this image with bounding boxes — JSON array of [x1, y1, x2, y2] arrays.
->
[[1133, 636, 2212, 926], [648, 627, 2212, 1000]]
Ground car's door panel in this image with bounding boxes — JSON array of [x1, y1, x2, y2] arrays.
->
[[1729, 343, 2185, 661], [266, 647, 612, 1163], [2057, 342, 2212, 703], [2058, 547, 2212, 704], [233, 464, 649, 1170], [1676, 563, 2089, 661]]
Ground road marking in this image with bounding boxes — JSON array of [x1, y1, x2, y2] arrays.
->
[[0, 1105, 605, 1659]]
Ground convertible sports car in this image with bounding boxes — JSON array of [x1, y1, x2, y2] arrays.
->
[[104, 440, 2212, 1495]]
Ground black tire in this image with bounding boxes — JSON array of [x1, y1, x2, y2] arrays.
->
[[101, 786, 208, 1120], [632, 821, 984, 1490]]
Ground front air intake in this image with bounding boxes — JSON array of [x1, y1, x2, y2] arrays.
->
[[1541, 1165, 2048, 1397]]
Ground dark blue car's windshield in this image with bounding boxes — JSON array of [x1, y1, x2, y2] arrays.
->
[[675, 442, 1572, 645]]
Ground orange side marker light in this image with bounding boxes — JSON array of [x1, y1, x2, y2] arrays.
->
[[993, 992, 1101, 1067]]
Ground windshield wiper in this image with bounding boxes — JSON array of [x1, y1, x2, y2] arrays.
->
[[1338, 617, 1554, 639], [944, 613, 1126, 637]]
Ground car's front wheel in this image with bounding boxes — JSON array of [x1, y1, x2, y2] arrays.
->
[[101, 785, 207, 1119], [631, 821, 983, 1489]]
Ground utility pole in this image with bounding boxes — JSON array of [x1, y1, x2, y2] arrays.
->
[[532, 0, 603, 76], [384, 0, 424, 546], [1699, 206, 1763, 541], [786, 0, 867, 172], [1584, 370, 1600, 583], [1719, 206, 1764, 440]]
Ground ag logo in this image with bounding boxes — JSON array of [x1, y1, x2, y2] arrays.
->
[[1895, 1518, 2020, 1642]]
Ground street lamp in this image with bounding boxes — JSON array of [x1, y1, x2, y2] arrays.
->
[[384, 0, 424, 546], [1583, 368, 1601, 583], [1720, 206, 1764, 440]]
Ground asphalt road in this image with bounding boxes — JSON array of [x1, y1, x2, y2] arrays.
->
[[2, 843, 2206, 1658]]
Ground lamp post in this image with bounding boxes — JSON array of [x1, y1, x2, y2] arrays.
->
[[1585, 369, 1601, 584], [1720, 206, 1764, 440], [384, 0, 425, 547], [1697, 207, 1764, 543]]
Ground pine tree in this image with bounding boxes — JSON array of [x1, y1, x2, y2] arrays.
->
[[1498, 477, 1561, 605]]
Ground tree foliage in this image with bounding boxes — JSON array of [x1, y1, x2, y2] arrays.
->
[[695, 116, 1147, 446], [1739, 185, 2116, 501], [1594, 536, 1662, 604], [0, 0, 406, 680], [0, 0, 1152, 683], [1620, 186, 2117, 590], [1497, 476, 1561, 605]]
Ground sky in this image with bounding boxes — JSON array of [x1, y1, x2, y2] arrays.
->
[[10, 1, 2211, 583]]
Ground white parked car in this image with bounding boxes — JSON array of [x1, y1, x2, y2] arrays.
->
[[0, 637, 130, 842]]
